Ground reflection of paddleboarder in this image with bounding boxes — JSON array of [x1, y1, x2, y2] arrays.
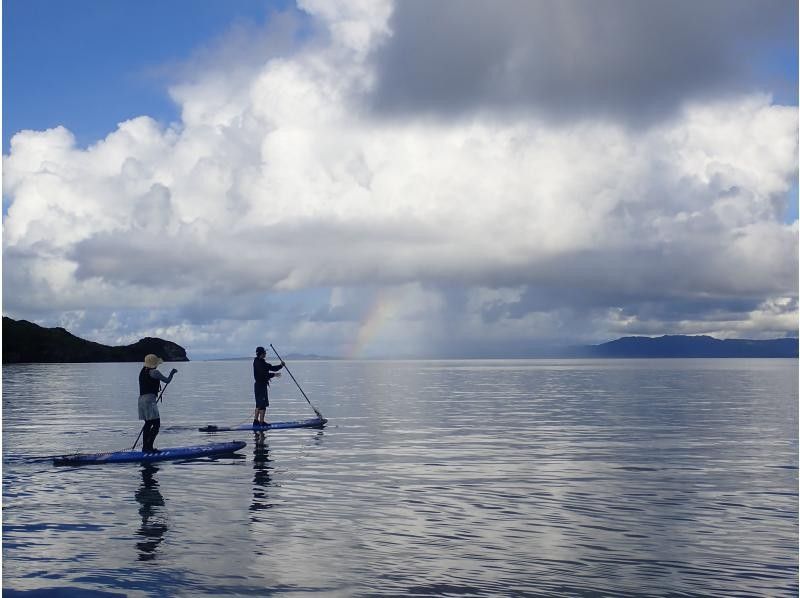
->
[[250, 432, 273, 517], [135, 464, 168, 561]]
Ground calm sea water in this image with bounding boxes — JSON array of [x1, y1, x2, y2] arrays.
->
[[3, 359, 797, 597]]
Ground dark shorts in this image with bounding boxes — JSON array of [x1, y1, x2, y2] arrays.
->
[[254, 383, 269, 409]]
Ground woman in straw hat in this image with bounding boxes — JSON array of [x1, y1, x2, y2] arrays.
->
[[138, 354, 178, 452]]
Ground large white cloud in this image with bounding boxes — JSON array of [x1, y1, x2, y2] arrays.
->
[[3, 0, 797, 357]]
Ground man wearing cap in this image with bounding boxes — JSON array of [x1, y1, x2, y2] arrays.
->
[[138, 354, 178, 452], [253, 346, 285, 426]]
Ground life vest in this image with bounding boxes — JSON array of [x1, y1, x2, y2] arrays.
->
[[139, 367, 160, 395]]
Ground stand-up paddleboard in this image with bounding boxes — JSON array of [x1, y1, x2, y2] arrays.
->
[[200, 417, 327, 433], [54, 441, 246, 466]]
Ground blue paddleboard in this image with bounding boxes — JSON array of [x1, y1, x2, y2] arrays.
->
[[200, 417, 327, 432], [54, 441, 247, 466]]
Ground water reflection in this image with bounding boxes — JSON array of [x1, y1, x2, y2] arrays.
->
[[3, 360, 796, 597], [250, 432, 273, 518], [134, 464, 168, 561]]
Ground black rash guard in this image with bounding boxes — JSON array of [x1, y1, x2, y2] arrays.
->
[[253, 358, 283, 384], [139, 367, 161, 395]]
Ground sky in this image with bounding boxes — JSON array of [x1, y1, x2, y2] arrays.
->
[[2, 0, 798, 359]]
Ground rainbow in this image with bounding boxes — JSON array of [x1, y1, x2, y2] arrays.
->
[[347, 290, 399, 359]]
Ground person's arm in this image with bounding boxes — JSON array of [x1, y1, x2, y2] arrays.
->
[[150, 368, 177, 384], [266, 361, 285, 381]]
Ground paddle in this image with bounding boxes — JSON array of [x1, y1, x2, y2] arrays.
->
[[269, 344, 324, 420], [132, 379, 172, 450]]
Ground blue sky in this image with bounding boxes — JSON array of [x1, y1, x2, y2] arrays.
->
[[3, 0, 301, 151], [3, 0, 798, 358]]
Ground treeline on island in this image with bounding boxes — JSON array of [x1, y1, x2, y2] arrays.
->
[[3, 317, 189, 364]]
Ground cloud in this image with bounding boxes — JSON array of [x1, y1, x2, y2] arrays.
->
[[3, 0, 797, 357], [368, 0, 797, 124]]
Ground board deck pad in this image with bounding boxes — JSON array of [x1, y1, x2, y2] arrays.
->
[[200, 417, 327, 432], [54, 441, 247, 465]]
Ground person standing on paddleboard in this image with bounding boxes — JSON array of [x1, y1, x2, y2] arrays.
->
[[139, 354, 177, 452], [253, 346, 284, 426]]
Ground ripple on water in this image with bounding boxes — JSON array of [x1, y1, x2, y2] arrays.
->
[[3, 359, 798, 596]]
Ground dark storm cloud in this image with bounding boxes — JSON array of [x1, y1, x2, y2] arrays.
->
[[309, 302, 364, 323], [68, 217, 448, 293], [368, 0, 797, 123], [177, 294, 278, 324], [494, 286, 764, 324]]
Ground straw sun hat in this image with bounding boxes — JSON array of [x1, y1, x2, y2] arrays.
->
[[143, 354, 163, 368]]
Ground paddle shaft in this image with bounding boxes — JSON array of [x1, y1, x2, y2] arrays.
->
[[132, 380, 171, 450], [269, 344, 323, 419]]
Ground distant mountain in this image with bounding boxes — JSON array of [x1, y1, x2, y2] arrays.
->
[[210, 353, 337, 361], [284, 353, 338, 360], [2, 317, 189, 363], [572, 335, 798, 358]]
